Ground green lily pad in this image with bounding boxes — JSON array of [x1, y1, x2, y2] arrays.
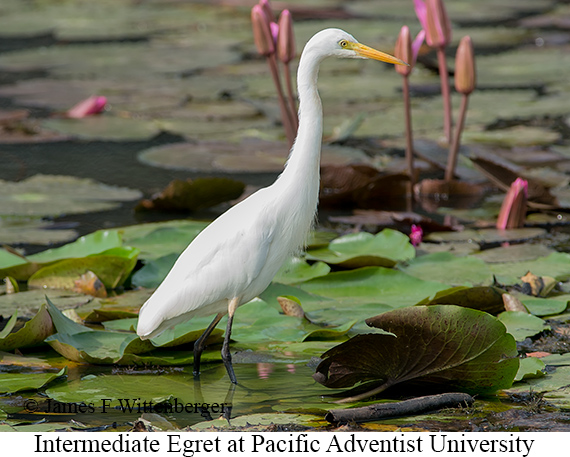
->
[[314, 305, 519, 399], [0, 367, 67, 394], [28, 247, 139, 290], [0, 289, 91, 320], [474, 244, 556, 264], [298, 267, 449, 309], [125, 227, 201, 261], [27, 230, 123, 263], [45, 296, 153, 364], [399, 252, 494, 286], [76, 289, 153, 322], [0, 175, 141, 218], [138, 140, 372, 173], [498, 311, 550, 341], [0, 41, 239, 81], [42, 116, 161, 141], [306, 229, 415, 268], [515, 357, 546, 382], [516, 295, 569, 317], [425, 228, 546, 244], [488, 252, 570, 283], [0, 218, 78, 246], [273, 257, 331, 285], [0, 304, 53, 352], [46, 331, 154, 364], [131, 253, 178, 289]]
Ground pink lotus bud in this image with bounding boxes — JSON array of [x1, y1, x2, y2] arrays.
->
[[395, 26, 412, 76], [394, 27, 424, 76], [455, 35, 476, 95], [410, 224, 423, 247], [496, 178, 528, 230], [251, 4, 275, 57], [425, 0, 452, 48], [259, 0, 276, 23], [67, 95, 106, 118], [277, 10, 295, 64]]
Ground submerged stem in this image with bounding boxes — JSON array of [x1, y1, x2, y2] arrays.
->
[[267, 54, 296, 146], [445, 93, 469, 182], [402, 75, 415, 192], [283, 61, 299, 130], [437, 46, 453, 144]]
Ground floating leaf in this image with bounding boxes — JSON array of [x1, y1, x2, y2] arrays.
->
[[120, 223, 207, 261], [425, 228, 546, 244], [28, 248, 139, 290], [298, 267, 449, 309], [489, 252, 570, 284], [0, 367, 67, 394], [418, 285, 506, 315], [515, 357, 546, 382], [513, 295, 569, 317], [45, 296, 153, 363], [399, 252, 494, 286], [306, 229, 415, 268], [498, 311, 550, 341], [0, 175, 141, 218], [0, 304, 53, 352], [273, 257, 330, 285], [131, 253, 178, 289], [314, 305, 519, 400], [0, 289, 91, 320], [27, 230, 123, 264], [136, 177, 245, 212]]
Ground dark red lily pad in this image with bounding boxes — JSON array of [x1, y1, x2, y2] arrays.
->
[[313, 305, 519, 401]]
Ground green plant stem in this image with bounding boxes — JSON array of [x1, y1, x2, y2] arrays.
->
[[267, 54, 296, 146], [437, 46, 453, 144], [445, 93, 469, 182], [283, 61, 298, 131], [402, 75, 415, 191]]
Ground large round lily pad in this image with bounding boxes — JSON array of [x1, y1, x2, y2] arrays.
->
[[138, 139, 372, 173], [0, 175, 142, 217]]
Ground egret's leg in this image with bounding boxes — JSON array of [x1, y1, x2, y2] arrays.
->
[[193, 312, 224, 378], [222, 297, 240, 384]]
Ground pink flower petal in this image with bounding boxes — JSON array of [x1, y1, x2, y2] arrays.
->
[[410, 224, 423, 247], [412, 29, 426, 64], [67, 95, 107, 118], [414, 0, 428, 30]]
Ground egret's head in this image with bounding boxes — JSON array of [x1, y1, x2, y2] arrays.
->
[[308, 28, 408, 66]]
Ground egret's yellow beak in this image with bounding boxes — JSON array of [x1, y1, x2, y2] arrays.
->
[[349, 42, 409, 67]]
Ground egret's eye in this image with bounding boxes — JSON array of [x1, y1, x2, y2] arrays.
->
[[339, 40, 349, 48]]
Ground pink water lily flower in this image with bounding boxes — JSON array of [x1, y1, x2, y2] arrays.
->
[[67, 95, 107, 118], [410, 224, 423, 247]]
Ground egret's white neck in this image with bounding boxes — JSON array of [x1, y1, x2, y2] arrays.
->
[[278, 45, 325, 186]]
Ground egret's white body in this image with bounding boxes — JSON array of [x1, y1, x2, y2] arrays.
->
[[136, 29, 406, 382]]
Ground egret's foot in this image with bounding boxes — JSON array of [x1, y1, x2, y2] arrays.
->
[[225, 362, 238, 384]]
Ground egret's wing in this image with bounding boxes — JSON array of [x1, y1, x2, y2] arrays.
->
[[137, 192, 276, 337]]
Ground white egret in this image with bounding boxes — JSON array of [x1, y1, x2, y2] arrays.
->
[[137, 28, 407, 383]]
